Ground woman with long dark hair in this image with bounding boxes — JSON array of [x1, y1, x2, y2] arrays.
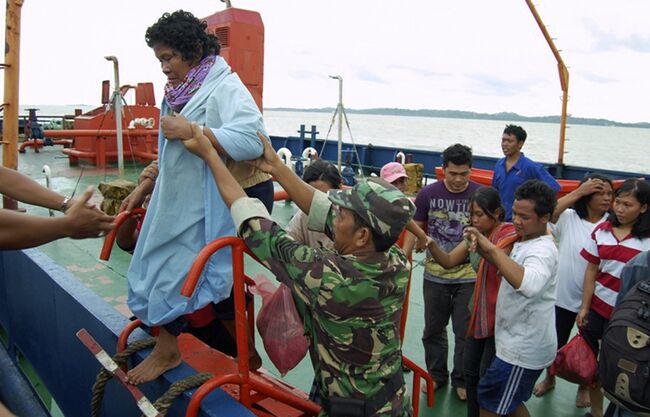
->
[[425, 187, 517, 417], [577, 179, 650, 417]]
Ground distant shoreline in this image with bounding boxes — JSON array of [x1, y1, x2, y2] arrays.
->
[[266, 107, 650, 129], [14, 105, 650, 129]]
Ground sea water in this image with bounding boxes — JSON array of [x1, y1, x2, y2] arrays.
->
[[263, 110, 650, 175], [20, 105, 649, 174]]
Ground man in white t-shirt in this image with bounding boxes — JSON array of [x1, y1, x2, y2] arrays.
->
[[533, 175, 613, 407], [464, 180, 558, 417]]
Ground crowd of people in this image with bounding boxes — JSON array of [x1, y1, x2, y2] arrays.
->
[[2, 9, 649, 417]]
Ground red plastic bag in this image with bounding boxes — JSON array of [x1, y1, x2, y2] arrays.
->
[[250, 274, 308, 376], [549, 332, 598, 386]]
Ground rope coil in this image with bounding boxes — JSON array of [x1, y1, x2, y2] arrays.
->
[[89, 337, 213, 417]]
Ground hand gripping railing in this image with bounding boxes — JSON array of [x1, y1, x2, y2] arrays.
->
[[100, 208, 146, 261], [179, 236, 320, 417]]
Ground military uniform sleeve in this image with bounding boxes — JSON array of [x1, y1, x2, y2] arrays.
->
[[231, 197, 326, 305], [306, 190, 335, 240]]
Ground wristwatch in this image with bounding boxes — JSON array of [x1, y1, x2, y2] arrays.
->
[[60, 196, 71, 213]]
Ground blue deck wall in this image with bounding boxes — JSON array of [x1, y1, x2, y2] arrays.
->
[[0, 249, 253, 417]]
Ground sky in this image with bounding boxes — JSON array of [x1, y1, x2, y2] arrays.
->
[[1, 0, 649, 123]]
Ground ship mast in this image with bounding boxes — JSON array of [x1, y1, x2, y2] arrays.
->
[[2, 0, 23, 209], [524, 0, 569, 166]]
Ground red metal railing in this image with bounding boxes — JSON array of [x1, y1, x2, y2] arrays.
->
[[99, 208, 146, 261]]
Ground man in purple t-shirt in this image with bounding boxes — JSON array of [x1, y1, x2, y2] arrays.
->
[[409, 143, 481, 400]]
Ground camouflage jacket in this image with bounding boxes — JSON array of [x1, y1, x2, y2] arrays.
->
[[231, 191, 412, 417]]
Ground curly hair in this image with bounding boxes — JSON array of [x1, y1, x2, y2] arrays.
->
[[145, 10, 220, 62]]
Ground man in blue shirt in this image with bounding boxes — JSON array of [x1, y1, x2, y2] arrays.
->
[[492, 125, 560, 221]]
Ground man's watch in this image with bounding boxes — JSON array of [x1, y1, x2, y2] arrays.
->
[[60, 196, 71, 213]]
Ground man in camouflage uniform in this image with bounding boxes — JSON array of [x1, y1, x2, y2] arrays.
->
[[180, 124, 414, 417]]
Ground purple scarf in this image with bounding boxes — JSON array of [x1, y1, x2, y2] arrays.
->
[[164, 55, 216, 113]]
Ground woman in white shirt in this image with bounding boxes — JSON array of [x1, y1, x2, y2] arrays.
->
[[533, 174, 613, 408]]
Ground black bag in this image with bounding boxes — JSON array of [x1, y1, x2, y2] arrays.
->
[[599, 278, 650, 415]]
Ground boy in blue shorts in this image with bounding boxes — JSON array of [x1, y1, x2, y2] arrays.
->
[[464, 180, 558, 417]]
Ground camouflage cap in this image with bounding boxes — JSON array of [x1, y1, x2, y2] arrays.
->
[[328, 177, 415, 241]]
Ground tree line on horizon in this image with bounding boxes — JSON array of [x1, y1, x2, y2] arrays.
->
[[266, 107, 650, 129]]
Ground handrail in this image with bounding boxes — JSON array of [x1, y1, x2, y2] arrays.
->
[[180, 236, 320, 416], [99, 208, 146, 261]]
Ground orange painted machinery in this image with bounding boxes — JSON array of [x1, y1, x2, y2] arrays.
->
[[203, 7, 265, 111], [49, 82, 160, 168]]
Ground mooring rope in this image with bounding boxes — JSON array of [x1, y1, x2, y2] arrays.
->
[[89, 337, 213, 417]]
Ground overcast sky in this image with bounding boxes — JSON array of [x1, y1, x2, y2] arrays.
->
[[1, 0, 648, 123]]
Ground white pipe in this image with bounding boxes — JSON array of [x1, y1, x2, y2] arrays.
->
[[42, 165, 54, 217], [329, 75, 343, 171], [105, 56, 124, 175], [396, 151, 406, 164]]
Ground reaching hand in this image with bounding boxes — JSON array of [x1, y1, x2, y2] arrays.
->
[[245, 132, 283, 175], [161, 114, 192, 141], [415, 235, 433, 253], [463, 226, 489, 253], [181, 122, 218, 160], [120, 180, 154, 214], [64, 186, 115, 238]]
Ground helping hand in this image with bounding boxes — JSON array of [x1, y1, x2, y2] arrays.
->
[[65, 186, 115, 238], [245, 132, 283, 175], [120, 180, 154, 214], [415, 235, 433, 253], [462, 226, 486, 253], [181, 122, 217, 160], [161, 114, 192, 141]]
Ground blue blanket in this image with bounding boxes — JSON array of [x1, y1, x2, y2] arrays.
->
[[127, 57, 265, 326]]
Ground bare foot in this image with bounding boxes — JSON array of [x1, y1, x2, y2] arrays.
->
[[576, 385, 591, 408], [456, 387, 467, 401], [533, 375, 555, 397], [421, 380, 437, 393], [127, 329, 182, 384]]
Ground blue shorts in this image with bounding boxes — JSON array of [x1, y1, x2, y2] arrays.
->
[[478, 357, 542, 415]]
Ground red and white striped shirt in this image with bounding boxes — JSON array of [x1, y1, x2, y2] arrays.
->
[[580, 221, 650, 319]]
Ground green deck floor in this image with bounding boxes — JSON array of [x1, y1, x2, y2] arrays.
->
[[11, 146, 594, 417]]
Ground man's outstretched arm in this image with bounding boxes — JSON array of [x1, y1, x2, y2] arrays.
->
[[0, 166, 68, 211], [0, 187, 114, 250]]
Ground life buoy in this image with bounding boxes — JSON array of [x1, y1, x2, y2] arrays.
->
[[302, 147, 318, 161], [395, 151, 406, 164], [277, 147, 293, 167]]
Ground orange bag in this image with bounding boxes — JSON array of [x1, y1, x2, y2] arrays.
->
[[251, 274, 308, 376], [549, 332, 598, 386]]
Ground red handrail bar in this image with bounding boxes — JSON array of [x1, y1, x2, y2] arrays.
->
[[180, 237, 252, 407], [181, 236, 320, 416], [100, 208, 146, 261], [402, 355, 435, 414]]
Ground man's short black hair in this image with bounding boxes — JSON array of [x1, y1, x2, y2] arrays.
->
[[514, 180, 556, 218], [503, 124, 527, 142], [442, 143, 473, 168]]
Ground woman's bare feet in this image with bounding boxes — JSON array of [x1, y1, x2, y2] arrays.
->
[[533, 373, 555, 396], [127, 328, 182, 384], [576, 385, 591, 408], [456, 387, 467, 401]]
